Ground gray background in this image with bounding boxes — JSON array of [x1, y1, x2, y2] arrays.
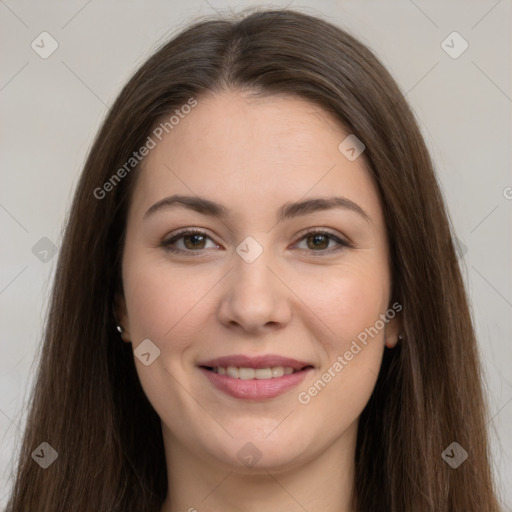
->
[[1, 0, 511, 509]]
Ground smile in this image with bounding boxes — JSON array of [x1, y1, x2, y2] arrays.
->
[[206, 366, 303, 379], [199, 365, 313, 400]]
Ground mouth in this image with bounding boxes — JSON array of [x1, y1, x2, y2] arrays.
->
[[201, 365, 314, 380], [197, 355, 314, 400]]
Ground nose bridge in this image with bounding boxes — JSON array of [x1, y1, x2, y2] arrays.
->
[[218, 232, 290, 331], [232, 232, 277, 294]]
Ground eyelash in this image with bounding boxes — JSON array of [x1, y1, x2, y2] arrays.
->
[[161, 228, 351, 256]]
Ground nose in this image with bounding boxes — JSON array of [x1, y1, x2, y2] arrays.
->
[[217, 239, 292, 334]]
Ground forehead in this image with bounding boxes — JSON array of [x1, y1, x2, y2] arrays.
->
[[128, 90, 382, 225]]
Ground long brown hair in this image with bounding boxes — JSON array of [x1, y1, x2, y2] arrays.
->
[[6, 8, 501, 511]]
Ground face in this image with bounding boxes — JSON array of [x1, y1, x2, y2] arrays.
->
[[117, 89, 400, 472]]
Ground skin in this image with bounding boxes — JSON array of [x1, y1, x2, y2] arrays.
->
[[116, 89, 401, 512]]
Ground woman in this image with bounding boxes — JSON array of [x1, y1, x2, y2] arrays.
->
[[6, 8, 501, 512]]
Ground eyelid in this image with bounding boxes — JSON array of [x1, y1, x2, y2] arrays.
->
[[295, 227, 353, 247], [162, 228, 220, 253], [161, 227, 352, 254]]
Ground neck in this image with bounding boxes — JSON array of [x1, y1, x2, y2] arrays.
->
[[160, 421, 358, 512]]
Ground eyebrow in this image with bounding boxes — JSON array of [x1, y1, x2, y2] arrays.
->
[[143, 194, 371, 223]]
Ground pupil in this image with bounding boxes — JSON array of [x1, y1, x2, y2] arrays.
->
[[308, 234, 328, 250], [185, 234, 205, 250]]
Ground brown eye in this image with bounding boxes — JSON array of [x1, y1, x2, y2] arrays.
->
[[162, 229, 218, 254], [306, 233, 330, 250], [295, 230, 350, 254], [182, 233, 207, 250], [162, 228, 349, 256]]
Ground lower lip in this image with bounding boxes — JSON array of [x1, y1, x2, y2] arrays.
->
[[199, 367, 313, 400]]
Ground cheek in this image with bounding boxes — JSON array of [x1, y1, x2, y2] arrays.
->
[[303, 263, 390, 347], [122, 253, 227, 377], [295, 274, 387, 423], [122, 253, 197, 344], [295, 262, 389, 417], [122, 256, 204, 413]]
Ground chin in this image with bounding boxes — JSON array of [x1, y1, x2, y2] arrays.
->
[[199, 430, 313, 473]]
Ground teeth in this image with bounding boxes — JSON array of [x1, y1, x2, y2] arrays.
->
[[271, 366, 284, 378], [211, 366, 299, 379], [238, 367, 255, 380], [255, 368, 272, 379]]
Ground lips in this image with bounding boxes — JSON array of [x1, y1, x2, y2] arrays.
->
[[197, 354, 314, 400]]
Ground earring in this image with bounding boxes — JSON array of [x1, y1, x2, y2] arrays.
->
[[112, 306, 124, 336], [398, 333, 404, 342]]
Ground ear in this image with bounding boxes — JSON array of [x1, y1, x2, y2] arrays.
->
[[114, 292, 131, 343], [384, 303, 403, 349]]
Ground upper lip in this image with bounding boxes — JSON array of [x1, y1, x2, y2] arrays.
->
[[198, 354, 313, 370]]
